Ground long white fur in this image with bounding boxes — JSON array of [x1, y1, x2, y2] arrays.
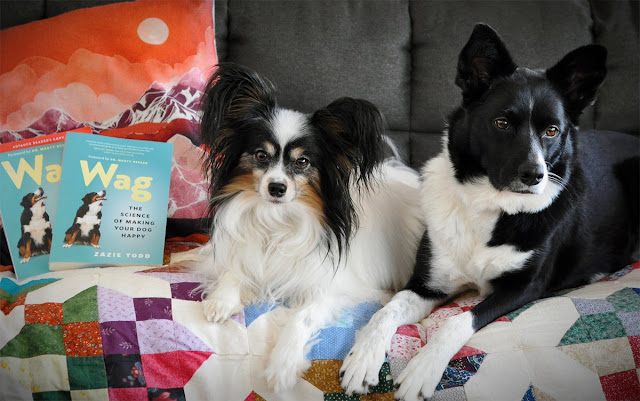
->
[[196, 110, 425, 391]]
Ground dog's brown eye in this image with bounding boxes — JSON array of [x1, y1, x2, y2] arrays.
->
[[255, 150, 268, 162], [545, 126, 559, 137], [494, 118, 509, 130], [295, 157, 309, 168]]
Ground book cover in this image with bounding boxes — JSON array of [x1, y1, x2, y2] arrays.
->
[[0, 127, 91, 280], [49, 132, 173, 270]]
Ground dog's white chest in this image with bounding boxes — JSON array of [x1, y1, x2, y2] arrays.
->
[[24, 217, 50, 245], [77, 215, 100, 236], [421, 155, 533, 294]]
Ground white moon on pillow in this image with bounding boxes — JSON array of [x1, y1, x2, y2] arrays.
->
[[137, 18, 170, 45]]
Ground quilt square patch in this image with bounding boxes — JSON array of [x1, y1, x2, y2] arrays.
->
[[600, 369, 640, 401], [25, 303, 64, 326], [100, 321, 140, 355], [170, 282, 202, 301], [67, 355, 107, 390], [104, 354, 146, 388], [63, 321, 103, 357], [134, 297, 172, 321], [108, 387, 149, 401]]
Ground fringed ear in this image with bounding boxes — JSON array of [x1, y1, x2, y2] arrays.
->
[[546, 45, 607, 122], [311, 97, 386, 187], [310, 97, 386, 262], [199, 63, 277, 213], [455, 23, 517, 104]]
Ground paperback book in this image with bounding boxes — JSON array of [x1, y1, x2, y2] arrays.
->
[[0, 127, 91, 280], [49, 132, 173, 270]]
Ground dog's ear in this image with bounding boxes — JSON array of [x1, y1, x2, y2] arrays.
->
[[199, 63, 277, 199], [546, 45, 607, 121], [455, 23, 517, 104], [311, 97, 385, 187]]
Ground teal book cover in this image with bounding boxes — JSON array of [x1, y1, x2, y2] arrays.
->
[[0, 128, 90, 280], [49, 132, 173, 270]]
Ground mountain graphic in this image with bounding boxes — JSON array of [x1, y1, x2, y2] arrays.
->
[[0, 68, 206, 143]]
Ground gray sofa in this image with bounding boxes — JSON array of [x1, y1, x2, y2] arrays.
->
[[212, 0, 639, 168]]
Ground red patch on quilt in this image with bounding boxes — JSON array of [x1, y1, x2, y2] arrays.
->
[[629, 336, 640, 369], [451, 345, 485, 360], [63, 321, 103, 357], [108, 387, 149, 401], [631, 261, 640, 269], [396, 325, 422, 339], [25, 302, 63, 325], [0, 294, 25, 315], [141, 351, 212, 388], [600, 370, 640, 401]]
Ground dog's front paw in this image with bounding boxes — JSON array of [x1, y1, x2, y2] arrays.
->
[[20, 257, 30, 264], [202, 294, 243, 323], [63, 244, 72, 248], [394, 346, 443, 401], [264, 346, 310, 392], [92, 244, 101, 248], [340, 331, 388, 394]]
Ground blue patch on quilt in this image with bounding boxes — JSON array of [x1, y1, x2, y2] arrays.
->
[[0, 277, 58, 295], [243, 302, 279, 327], [436, 353, 485, 390], [307, 302, 382, 360], [521, 384, 535, 401]]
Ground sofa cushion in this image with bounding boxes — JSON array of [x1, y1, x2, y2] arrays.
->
[[217, 0, 412, 133]]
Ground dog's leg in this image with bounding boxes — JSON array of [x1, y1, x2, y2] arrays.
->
[[264, 295, 345, 392], [21, 240, 32, 263], [91, 233, 101, 248], [340, 289, 441, 394], [394, 283, 543, 400], [202, 271, 246, 323], [63, 230, 78, 248]]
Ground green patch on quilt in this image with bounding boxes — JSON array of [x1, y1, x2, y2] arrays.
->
[[606, 287, 640, 313], [368, 362, 394, 394], [63, 287, 98, 324], [506, 303, 534, 321], [67, 356, 107, 390], [0, 324, 64, 357], [32, 391, 72, 400], [557, 312, 626, 346], [324, 393, 361, 401]]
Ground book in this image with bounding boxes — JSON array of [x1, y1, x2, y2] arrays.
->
[[0, 127, 91, 280], [49, 132, 173, 270]]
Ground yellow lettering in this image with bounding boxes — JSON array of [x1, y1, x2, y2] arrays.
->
[[1, 155, 42, 189], [45, 164, 61, 183], [114, 174, 131, 190], [80, 160, 118, 187], [131, 176, 152, 202]]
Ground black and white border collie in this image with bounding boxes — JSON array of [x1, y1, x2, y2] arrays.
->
[[341, 24, 639, 400], [63, 190, 107, 248], [17, 187, 52, 263], [196, 63, 424, 391]]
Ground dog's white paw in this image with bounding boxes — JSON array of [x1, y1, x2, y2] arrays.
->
[[92, 244, 101, 248], [264, 345, 310, 392], [394, 345, 443, 401], [20, 257, 30, 264], [63, 244, 72, 248], [340, 330, 388, 395], [202, 295, 243, 323]]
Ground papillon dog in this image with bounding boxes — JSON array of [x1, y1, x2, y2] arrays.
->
[[196, 63, 424, 391]]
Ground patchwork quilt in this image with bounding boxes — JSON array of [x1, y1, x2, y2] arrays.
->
[[1, 246, 639, 401]]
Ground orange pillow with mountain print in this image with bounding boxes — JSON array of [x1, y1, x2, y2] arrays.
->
[[0, 0, 217, 223]]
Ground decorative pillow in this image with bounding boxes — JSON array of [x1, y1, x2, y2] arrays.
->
[[0, 0, 217, 271]]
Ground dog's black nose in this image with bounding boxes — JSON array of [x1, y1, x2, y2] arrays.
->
[[518, 163, 545, 186], [268, 182, 287, 197]]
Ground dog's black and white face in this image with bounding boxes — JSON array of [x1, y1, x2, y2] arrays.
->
[[449, 24, 606, 198], [225, 108, 321, 206], [81, 190, 107, 214], [200, 63, 386, 256], [20, 187, 47, 216]]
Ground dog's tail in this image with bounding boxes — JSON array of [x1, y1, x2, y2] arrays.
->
[[380, 135, 420, 188], [615, 155, 640, 259]]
